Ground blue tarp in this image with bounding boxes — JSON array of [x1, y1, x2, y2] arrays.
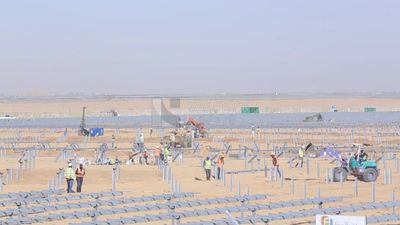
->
[[89, 127, 104, 137]]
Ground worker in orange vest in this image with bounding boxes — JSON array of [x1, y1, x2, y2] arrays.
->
[[143, 149, 149, 165], [154, 146, 161, 165], [75, 163, 86, 193], [217, 154, 225, 180], [271, 153, 281, 178]]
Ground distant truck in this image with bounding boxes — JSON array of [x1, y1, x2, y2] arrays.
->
[[0, 115, 16, 120], [303, 113, 323, 122]]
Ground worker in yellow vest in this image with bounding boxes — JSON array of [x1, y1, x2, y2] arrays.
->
[[64, 163, 76, 193], [203, 156, 212, 181], [75, 163, 86, 193], [163, 144, 170, 164], [296, 145, 305, 168]]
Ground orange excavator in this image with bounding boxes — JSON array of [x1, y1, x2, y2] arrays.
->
[[186, 116, 207, 138]]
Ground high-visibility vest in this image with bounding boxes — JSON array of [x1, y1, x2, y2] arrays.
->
[[217, 158, 224, 168], [272, 157, 278, 166], [65, 167, 76, 180], [299, 149, 304, 158], [163, 147, 169, 156], [75, 168, 85, 178], [204, 160, 212, 170]]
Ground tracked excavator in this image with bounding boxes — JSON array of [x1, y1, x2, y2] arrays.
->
[[186, 116, 207, 138]]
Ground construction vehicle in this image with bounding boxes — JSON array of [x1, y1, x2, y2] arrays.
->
[[186, 116, 207, 138], [303, 113, 323, 122], [78, 107, 104, 137], [161, 129, 192, 148], [79, 107, 90, 136], [332, 146, 379, 182]]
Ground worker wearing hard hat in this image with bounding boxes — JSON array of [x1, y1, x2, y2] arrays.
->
[[155, 146, 161, 165], [163, 144, 170, 164], [143, 148, 149, 165], [203, 156, 212, 181], [296, 145, 305, 168], [64, 162, 76, 193], [217, 154, 225, 180], [75, 163, 86, 193], [270, 153, 281, 177]]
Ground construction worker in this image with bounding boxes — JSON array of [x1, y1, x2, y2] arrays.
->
[[143, 149, 149, 165], [256, 126, 261, 137], [111, 134, 116, 149], [139, 132, 144, 148], [154, 146, 161, 165], [203, 156, 212, 181], [75, 163, 86, 193], [159, 144, 165, 162], [64, 163, 76, 193], [217, 154, 225, 180], [359, 150, 368, 163], [163, 144, 170, 164], [270, 153, 281, 177], [297, 145, 305, 168]]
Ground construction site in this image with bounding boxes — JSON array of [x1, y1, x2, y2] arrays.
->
[[1, 0, 400, 224], [0, 96, 400, 225]]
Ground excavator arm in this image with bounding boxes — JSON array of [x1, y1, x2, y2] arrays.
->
[[186, 116, 207, 137]]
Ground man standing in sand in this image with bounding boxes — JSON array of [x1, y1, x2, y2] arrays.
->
[[270, 153, 281, 177], [154, 146, 161, 165], [203, 156, 212, 181], [75, 163, 86, 193], [217, 154, 225, 180], [296, 146, 305, 168], [64, 163, 76, 193], [111, 134, 116, 149], [163, 144, 170, 164], [143, 149, 149, 165]]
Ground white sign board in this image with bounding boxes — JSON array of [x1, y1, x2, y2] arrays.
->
[[316, 215, 366, 225]]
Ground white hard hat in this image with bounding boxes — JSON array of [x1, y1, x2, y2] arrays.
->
[[68, 163, 73, 167]]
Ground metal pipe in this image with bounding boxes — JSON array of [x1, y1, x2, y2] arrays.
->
[[112, 167, 116, 192], [230, 174, 233, 192], [290, 176, 294, 195], [354, 177, 358, 197], [372, 182, 376, 202]]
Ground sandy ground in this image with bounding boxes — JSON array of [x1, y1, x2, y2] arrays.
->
[[2, 96, 400, 117], [1, 127, 400, 225]]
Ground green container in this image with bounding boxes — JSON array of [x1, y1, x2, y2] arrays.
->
[[241, 107, 260, 114], [364, 107, 376, 112]]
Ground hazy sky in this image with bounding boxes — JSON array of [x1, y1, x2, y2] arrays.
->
[[0, 1, 399, 95]]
